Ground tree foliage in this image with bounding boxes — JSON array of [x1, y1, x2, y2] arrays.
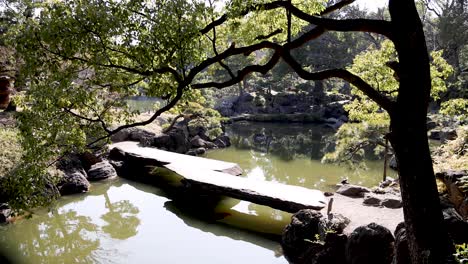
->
[[2, 0, 330, 209], [323, 39, 453, 165], [1, 0, 463, 260]]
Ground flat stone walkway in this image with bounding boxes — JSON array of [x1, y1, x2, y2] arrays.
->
[[321, 193, 404, 234], [110, 141, 327, 213]]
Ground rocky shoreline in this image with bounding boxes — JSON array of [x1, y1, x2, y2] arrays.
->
[[0, 115, 233, 223], [281, 172, 468, 264]]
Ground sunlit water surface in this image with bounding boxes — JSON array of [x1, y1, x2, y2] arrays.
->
[[0, 122, 394, 264]]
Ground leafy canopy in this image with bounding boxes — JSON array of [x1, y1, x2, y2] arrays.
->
[[2, 0, 328, 210], [323, 39, 453, 165]]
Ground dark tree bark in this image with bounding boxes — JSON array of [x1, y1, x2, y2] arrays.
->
[[388, 0, 455, 263]]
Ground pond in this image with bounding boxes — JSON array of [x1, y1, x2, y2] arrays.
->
[[206, 121, 394, 192], [0, 122, 394, 264]]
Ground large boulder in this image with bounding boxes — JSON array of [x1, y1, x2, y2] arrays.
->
[[232, 93, 256, 114], [381, 196, 402, 209], [442, 207, 468, 244], [436, 170, 468, 218], [393, 222, 411, 264], [363, 193, 402, 208], [323, 100, 348, 119], [281, 210, 350, 264], [87, 161, 117, 181], [214, 135, 231, 148], [313, 232, 348, 264], [56, 154, 86, 175], [151, 124, 191, 153], [428, 127, 457, 142], [345, 223, 395, 264], [110, 127, 156, 143], [336, 184, 371, 197], [167, 126, 190, 153], [318, 213, 350, 237], [152, 133, 173, 149], [78, 152, 103, 171], [57, 171, 90, 195], [363, 194, 382, 206], [57, 152, 102, 174], [187, 124, 207, 138], [281, 210, 323, 263], [215, 97, 237, 117], [190, 135, 217, 149]]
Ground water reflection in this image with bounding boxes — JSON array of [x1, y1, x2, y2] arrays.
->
[[1, 179, 288, 264], [0, 181, 142, 264], [164, 201, 282, 250], [101, 194, 140, 240], [0, 209, 100, 264], [207, 122, 396, 192], [228, 122, 329, 161]]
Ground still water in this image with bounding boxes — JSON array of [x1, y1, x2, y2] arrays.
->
[[0, 122, 393, 264], [206, 122, 394, 192]]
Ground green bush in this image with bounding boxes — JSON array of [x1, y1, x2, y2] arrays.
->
[[0, 128, 22, 177], [433, 126, 468, 172], [455, 243, 468, 263]]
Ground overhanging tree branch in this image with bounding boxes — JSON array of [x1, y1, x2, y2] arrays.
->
[[321, 0, 356, 16], [281, 50, 395, 113], [192, 51, 281, 89], [201, 0, 393, 40], [86, 83, 185, 147]]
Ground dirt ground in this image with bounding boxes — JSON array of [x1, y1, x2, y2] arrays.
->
[[320, 193, 404, 234]]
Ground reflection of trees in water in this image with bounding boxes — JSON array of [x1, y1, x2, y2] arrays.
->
[[245, 150, 320, 188], [0, 209, 99, 264], [0, 183, 142, 264], [228, 122, 330, 161], [101, 193, 140, 240]]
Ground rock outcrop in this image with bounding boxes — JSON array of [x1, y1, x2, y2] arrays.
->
[[393, 222, 411, 264], [109, 118, 231, 156], [436, 170, 468, 219], [345, 223, 394, 264], [87, 161, 118, 181], [57, 172, 90, 195], [336, 184, 371, 198], [363, 193, 402, 208], [281, 209, 350, 264], [110, 127, 156, 144], [216, 91, 350, 125]]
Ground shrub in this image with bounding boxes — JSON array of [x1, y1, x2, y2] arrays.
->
[[455, 243, 468, 264], [0, 127, 22, 177]]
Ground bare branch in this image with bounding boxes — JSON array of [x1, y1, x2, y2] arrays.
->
[[192, 51, 281, 89], [281, 51, 395, 113], [200, 1, 393, 39], [321, 0, 356, 16], [254, 29, 283, 40]]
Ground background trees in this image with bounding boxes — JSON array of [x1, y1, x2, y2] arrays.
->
[[1, 0, 466, 262]]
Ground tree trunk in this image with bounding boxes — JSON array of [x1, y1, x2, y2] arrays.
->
[[388, 1, 454, 263], [238, 82, 244, 96]]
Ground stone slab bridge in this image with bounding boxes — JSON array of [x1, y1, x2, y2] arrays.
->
[[109, 141, 326, 213]]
